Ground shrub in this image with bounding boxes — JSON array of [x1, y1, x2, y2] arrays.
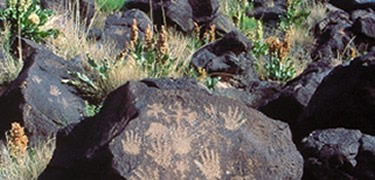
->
[[0, 0, 58, 45]]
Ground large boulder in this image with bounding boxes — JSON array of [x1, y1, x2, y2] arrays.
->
[[248, 0, 287, 22], [126, 0, 236, 34], [352, 9, 375, 49], [300, 128, 375, 180], [312, 8, 353, 61], [329, 0, 375, 12], [101, 9, 152, 51], [39, 78, 303, 180], [258, 60, 335, 127], [191, 30, 257, 82], [0, 40, 85, 144], [296, 52, 375, 142]]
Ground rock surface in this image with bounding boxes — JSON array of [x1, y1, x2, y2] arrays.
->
[[258, 60, 335, 126], [191, 30, 257, 82], [0, 40, 85, 144], [102, 9, 152, 51], [300, 128, 375, 180], [39, 78, 303, 180], [296, 52, 375, 142]]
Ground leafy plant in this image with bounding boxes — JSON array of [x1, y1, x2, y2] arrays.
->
[[62, 55, 111, 104], [280, 0, 310, 31], [96, 0, 126, 12], [84, 101, 102, 117], [0, 0, 58, 45], [265, 52, 296, 82]]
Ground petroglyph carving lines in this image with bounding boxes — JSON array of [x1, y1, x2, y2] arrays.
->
[[122, 130, 142, 155], [130, 166, 160, 180], [220, 106, 246, 131], [166, 102, 196, 126], [147, 103, 167, 119], [204, 104, 217, 118], [31, 75, 42, 84], [194, 148, 221, 180], [171, 127, 193, 155], [175, 160, 190, 176], [145, 122, 168, 139], [57, 97, 70, 110], [50, 85, 61, 96], [147, 136, 172, 168]]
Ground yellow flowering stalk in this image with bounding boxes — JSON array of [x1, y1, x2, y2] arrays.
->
[[7, 122, 29, 158]]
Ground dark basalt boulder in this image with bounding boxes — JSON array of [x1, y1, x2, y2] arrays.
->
[[39, 78, 303, 180], [312, 8, 353, 61], [329, 0, 375, 12], [258, 60, 335, 128], [125, 0, 236, 34], [101, 9, 152, 51], [0, 39, 85, 144], [248, 0, 287, 22], [295, 52, 375, 142], [300, 128, 375, 180], [191, 30, 256, 82], [352, 9, 375, 45]]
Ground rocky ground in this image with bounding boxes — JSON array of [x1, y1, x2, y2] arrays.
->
[[0, 0, 375, 179]]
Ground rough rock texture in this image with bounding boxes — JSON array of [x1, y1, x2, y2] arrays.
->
[[101, 9, 152, 51], [329, 0, 375, 12], [352, 9, 375, 41], [300, 128, 375, 180], [312, 8, 353, 61], [296, 52, 375, 142], [248, 0, 287, 22], [40, 0, 95, 24], [126, 0, 236, 34], [191, 30, 257, 82], [0, 40, 85, 144], [258, 60, 335, 126], [39, 78, 303, 180]]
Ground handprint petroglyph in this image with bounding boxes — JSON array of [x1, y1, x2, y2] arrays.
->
[[130, 166, 159, 180], [220, 106, 246, 131], [171, 127, 194, 155], [175, 160, 190, 176], [145, 122, 168, 139], [50, 85, 61, 96], [204, 104, 217, 118], [147, 136, 172, 168], [122, 130, 142, 155], [194, 148, 221, 180]]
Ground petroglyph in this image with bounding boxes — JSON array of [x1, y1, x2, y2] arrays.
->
[[204, 104, 217, 118], [130, 166, 159, 180], [220, 106, 247, 131], [122, 130, 142, 155], [147, 103, 167, 119], [194, 148, 221, 180], [50, 85, 61, 96], [57, 97, 70, 110], [145, 122, 168, 139], [165, 102, 197, 126], [31, 75, 42, 84], [147, 136, 172, 168], [171, 127, 193, 155], [175, 160, 190, 176]]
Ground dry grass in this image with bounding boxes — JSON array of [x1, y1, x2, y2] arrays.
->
[[0, 138, 55, 180], [306, 2, 328, 31]]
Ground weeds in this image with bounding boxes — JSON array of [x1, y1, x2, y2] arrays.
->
[[96, 0, 126, 12]]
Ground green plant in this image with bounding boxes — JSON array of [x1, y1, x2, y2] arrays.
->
[[280, 0, 310, 31], [62, 55, 111, 104], [265, 52, 296, 82], [0, 0, 58, 45], [96, 0, 126, 12], [84, 101, 102, 117]]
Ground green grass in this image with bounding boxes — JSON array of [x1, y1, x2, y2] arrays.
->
[[96, 0, 126, 12]]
